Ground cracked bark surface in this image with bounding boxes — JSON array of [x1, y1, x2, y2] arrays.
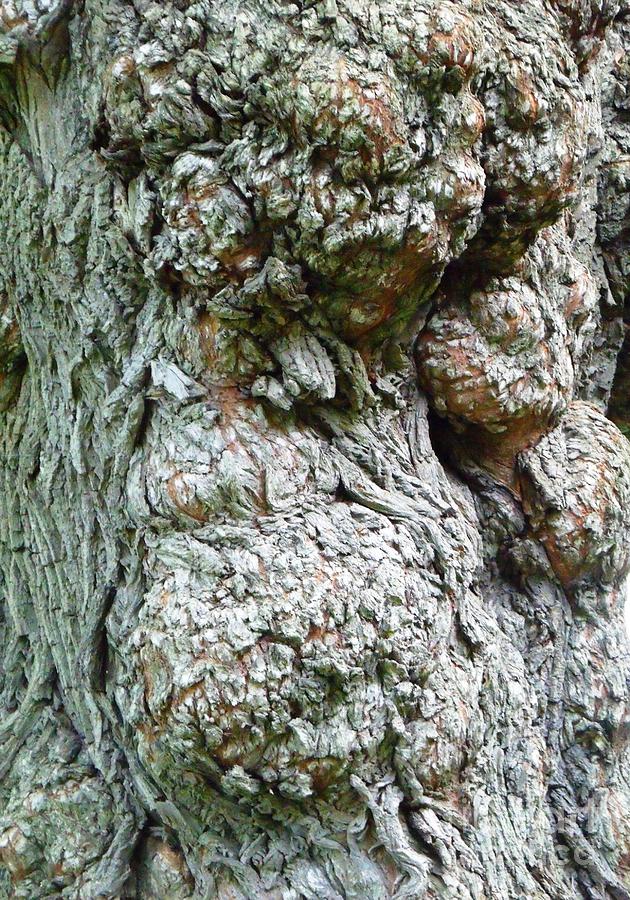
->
[[0, 1, 630, 897]]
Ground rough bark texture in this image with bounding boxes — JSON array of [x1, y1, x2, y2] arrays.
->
[[0, 1, 630, 897]]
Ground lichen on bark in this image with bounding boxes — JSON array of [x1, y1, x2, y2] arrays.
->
[[1, 1, 630, 898]]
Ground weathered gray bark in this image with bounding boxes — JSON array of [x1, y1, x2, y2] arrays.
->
[[0, 0, 630, 897]]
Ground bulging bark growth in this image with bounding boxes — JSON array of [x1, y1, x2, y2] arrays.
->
[[0, 1, 630, 898]]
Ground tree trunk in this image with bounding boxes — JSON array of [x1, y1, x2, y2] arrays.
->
[[1, 1, 630, 897]]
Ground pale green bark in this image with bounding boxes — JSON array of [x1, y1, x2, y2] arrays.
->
[[0, 1, 630, 897]]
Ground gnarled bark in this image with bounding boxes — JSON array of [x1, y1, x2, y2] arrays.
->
[[1, 1, 630, 897]]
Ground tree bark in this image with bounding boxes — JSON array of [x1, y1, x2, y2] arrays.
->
[[1, 1, 630, 897]]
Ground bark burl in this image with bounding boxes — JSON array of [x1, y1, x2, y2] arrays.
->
[[1, 1, 630, 897]]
